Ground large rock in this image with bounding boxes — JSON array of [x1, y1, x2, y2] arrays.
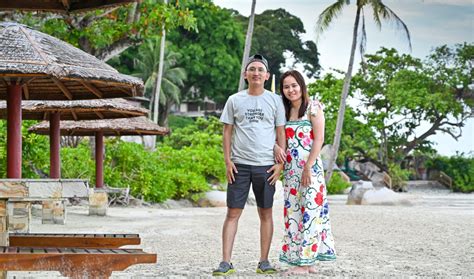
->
[[353, 161, 387, 187], [197, 190, 227, 207], [347, 181, 375, 205], [361, 187, 412, 206]]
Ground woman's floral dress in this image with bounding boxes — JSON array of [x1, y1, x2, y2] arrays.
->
[[279, 98, 336, 266]]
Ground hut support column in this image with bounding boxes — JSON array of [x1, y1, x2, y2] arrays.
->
[[90, 131, 107, 216], [49, 112, 61, 178], [6, 83, 22, 179], [95, 131, 104, 188]]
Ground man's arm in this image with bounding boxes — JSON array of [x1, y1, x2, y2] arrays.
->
[[223, 123, 237, 184]]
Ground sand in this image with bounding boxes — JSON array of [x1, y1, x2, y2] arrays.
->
[[9, 188, 474, 278]]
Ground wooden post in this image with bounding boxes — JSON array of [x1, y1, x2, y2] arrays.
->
[[50, 112, 61, 178], [7, 83, 22, 178], [0, 199, 8, 279], [95, 131, 104, 188]]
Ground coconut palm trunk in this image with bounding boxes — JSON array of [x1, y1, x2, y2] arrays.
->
[[238, 0, 256, 91], [153, 0, 168, 124], [325, 6, 362, 183]]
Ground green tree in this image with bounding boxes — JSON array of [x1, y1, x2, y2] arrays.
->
[[237, 8, 321, 88], [308, 74, 378, 166], [316, 0, 411, 183], [353, 45, 473, 164], [134, 38, 187, 126], [167, 0, 244, 103], [3, 0, 196, 60]]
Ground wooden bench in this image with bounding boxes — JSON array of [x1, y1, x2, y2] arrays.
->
[[0, 246, 156, 278], [10, 233, 141, 248]]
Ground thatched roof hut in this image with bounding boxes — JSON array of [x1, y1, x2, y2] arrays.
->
[[0, 99, 148, 120], [0, 22, 143, 100], [29, 116, 169, 136], [0, 0, 138, 13]]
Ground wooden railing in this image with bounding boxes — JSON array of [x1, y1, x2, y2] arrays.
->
[[438, 171, 452, 188]]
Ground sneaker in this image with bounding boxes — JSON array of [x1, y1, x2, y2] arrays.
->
[[256, 260, 277, 274], [212, 261, 235, 276]]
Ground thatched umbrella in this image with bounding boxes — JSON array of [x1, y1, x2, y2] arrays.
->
[[0, 0, 137, 13], [0, 99, 148, 178], [29, 117, 169, 188], [0, 22, 144, 178]]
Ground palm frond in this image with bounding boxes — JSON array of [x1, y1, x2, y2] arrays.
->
[[316, 0, 349, 38], [371, 0, 412, 50]]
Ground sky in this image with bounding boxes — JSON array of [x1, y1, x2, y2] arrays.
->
[[214, 0, 474, 156]]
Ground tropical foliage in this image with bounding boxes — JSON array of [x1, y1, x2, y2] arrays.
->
[[316, 0, 412, 184], [1, 0, 197, 61], [236, 8, 321, 88]]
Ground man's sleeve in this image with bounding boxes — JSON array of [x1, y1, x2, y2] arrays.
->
[[275, 95, 286, 126], [220, 96, 234, 125]]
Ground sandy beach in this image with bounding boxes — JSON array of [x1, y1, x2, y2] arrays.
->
[[9, 188, 474, 278]]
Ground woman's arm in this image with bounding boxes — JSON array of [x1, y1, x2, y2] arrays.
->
[[301, 105, 325, 187]]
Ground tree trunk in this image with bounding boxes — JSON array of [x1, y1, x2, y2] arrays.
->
[[153, 1, 168, 123], [325, 6, 362, 185], [238, 0, 256, 91]]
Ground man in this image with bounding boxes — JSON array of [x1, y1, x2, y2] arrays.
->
[[212, 54, 286, 276]]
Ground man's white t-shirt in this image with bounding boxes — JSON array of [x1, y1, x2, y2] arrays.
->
[[220, 90, 286, 166]]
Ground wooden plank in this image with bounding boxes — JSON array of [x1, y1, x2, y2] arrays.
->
[[80, 81, 103, 98], [9, 233, 141, 248]]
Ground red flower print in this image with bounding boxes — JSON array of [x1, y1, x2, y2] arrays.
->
[[310, 130, 314, 140], [284, 207, 287, 217], [286, 154, 292, 163], [311, 244, 318, 252], [282, 244, 288, 252], [298, 132, 304, 138], [285, 222, 290, 229], [320, 184, 324, 192], [286, 127, 295, 139], [290, 188, 297, 196], [301, 207, 305, 213], [315, 192, 323, 206]]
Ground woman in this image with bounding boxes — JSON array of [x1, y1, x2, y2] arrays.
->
[[277, 70, 336, 275]]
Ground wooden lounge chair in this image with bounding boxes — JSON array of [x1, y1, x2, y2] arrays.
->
[[10, 233, 141, 248], [0, 246, 156, 278]]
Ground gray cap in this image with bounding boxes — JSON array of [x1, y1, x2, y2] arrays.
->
[[245, 54, 269, 71]]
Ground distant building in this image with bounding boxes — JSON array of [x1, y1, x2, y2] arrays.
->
[[171, 96, 223, 117]]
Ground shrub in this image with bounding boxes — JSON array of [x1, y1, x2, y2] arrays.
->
[[61, 142, 95, 181], [388, 163, 410, 192], [425, 153, 474, 193], [327, 171, 350, 194]]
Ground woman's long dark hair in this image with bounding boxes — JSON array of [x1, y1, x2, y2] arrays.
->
[[280, 70, 309, 121]]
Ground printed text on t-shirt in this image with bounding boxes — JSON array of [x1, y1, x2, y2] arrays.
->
[[245, 108, 264, 123]]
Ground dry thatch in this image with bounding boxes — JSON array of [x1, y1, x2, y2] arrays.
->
[[29, 116, 169, 136], [0, 0, 137, 13], [0, 22, 144, 100], [0, 99, 148, 120]]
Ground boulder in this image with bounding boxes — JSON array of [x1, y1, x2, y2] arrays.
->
[[346, 181, 375, 205], [197, 190, 227, 207], [361, 187, 412, 206]]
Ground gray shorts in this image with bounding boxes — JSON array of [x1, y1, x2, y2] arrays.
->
[[227, 164, 275, 209]]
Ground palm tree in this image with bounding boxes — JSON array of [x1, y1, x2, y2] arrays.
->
[[238, 0, 257, 91], [316, 0, 411, 184], [134, 37, 187, 126]]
